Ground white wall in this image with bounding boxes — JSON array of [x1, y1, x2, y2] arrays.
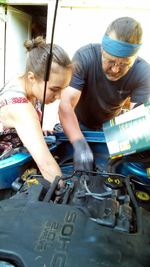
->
[[5, 6, 31, 82], [0, 6, 5, 88]]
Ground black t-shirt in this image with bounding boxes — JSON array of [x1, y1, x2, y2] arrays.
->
[[70, 43, 150, 129]]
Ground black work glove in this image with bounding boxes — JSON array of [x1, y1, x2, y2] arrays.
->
[[72, 139, 94, 172]]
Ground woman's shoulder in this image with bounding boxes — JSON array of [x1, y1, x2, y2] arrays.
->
[[1, 77, 26, 97], [0, 77, 28, 108]]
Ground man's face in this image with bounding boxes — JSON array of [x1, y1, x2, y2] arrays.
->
[[101, 49, 136, 81]]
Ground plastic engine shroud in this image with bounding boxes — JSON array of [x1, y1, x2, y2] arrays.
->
[[0, 170, 149, 267]]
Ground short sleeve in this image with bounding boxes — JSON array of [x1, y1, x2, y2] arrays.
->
[[131, 60, 150, 103], [69, 47, 89, 91]]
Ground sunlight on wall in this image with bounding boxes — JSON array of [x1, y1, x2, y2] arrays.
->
[[53, 5, 150, 62], [43, 100, 60, 131]]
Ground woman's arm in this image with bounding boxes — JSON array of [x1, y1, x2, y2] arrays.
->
[[1, 102, 62, 182]]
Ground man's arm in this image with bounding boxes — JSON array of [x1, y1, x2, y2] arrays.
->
[[59, 86, 84, 143], [59, 86, 94, 171]]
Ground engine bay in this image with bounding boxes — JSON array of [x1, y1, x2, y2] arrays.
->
[[0, 132, 150, 267], [0, 167, 149, 267]]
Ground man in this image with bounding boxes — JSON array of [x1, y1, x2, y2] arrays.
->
[[58, 17, 150, 171]]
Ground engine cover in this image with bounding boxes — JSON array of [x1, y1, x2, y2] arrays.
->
[[0, 199, 149, 267], [0, 170, 149, 267]]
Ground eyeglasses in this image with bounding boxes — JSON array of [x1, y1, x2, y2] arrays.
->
[[102, 55, 133, 70]]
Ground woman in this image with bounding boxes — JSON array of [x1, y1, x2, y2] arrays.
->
[[0, 36, 73, 183]]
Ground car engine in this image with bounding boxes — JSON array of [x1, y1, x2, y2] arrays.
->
[[0, 166, 149, 267]]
